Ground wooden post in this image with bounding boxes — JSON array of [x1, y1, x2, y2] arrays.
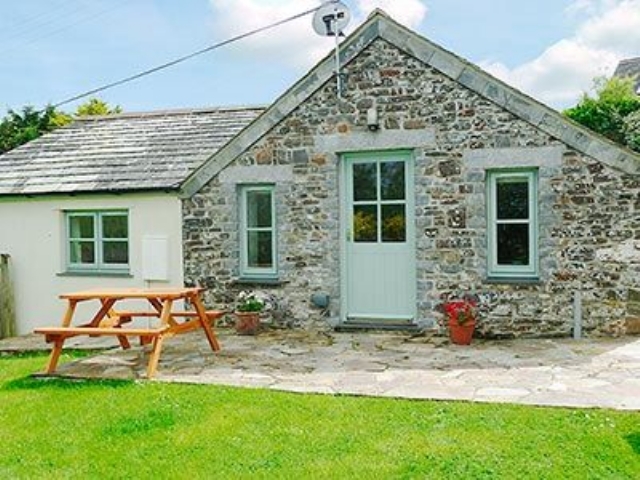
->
[[0, 254, 17, 339]]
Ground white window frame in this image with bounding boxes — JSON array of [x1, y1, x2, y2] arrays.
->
[[239, 185, 277, 278], [66, 210, 129, 273], [487, 170, 538, 278]]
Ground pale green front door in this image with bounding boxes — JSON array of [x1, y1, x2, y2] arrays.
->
[[342, 152, 416, 324]]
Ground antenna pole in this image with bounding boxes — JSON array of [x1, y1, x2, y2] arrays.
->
[[335, 22, 342, 98], [313, 0, 350, 99]]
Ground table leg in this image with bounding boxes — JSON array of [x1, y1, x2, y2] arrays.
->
[[89, 299, 117, 327], [45, 337, 65, 373], [61, 300, 78, 327], [146, 334, 165, 378], [192, 295, 220, 352], [116, 332, 131, 349]]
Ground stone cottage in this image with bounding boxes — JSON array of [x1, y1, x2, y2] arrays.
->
[[614, 56, 640, 94], [180, 10, 640, 337]]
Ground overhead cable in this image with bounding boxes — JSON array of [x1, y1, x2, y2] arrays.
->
[[52, 4, 325, 109]]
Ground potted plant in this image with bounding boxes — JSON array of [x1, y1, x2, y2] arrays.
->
[[443, 297, 478, 345], [234, 292, 264, 335]]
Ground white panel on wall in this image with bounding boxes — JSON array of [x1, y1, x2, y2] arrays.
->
[[142, 235, 169, 281]]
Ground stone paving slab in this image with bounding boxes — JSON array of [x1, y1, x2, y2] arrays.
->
[[3, 329, 639, 410]]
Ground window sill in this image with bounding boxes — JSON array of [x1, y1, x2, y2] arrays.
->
[[484, 276, 541, 285], [233, 277, 287, 286], [58, 270, 133, 278]]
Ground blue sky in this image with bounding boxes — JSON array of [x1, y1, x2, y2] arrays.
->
[[1, 0, 639, 114]]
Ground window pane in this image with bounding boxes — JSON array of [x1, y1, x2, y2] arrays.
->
[[382, 204, 406, 242], [353, 163, 377, 201], [497, 179, 529, 220], [247, 231, 273, 268], [69, 216, 94, 239], [247, 191, 272, 228], [353, 205, 377, 242], [103, 241, 129, 264], [380, 161, 405, 200], [497, 224, 530, 265], [103, 214, 128, 238], [70, 241, 95, 264]]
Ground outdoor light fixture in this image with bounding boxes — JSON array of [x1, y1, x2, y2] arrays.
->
[[367, 106, 379, 131]]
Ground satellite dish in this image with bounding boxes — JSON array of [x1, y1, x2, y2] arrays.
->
[[312, 1, 351, 37]]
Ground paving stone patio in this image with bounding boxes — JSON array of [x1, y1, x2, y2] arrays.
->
[[2, 329, 639, 410]]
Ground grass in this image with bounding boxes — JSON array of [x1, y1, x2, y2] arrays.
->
[[0, 352, 639, 479]]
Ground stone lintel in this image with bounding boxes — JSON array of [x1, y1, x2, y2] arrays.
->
[[314, 128, 436, 154], [464, 146, 564, 169], [219, 165, 294, 184]]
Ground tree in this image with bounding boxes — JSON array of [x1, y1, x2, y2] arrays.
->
[[75, 98, 122, 117], [0, 98, 122, 154], [564, 76, 640, 152], [0, 106, 60, 154], [624, 109, 640, 152]]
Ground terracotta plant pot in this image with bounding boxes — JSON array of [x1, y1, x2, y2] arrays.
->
[[234, 311, 260, 335], [448, 319, 476, 345]]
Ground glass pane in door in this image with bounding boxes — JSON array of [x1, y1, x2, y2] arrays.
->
[[353, 163, 377, 201], [382, 205, 406, 242], [353, 205, 377, 242], [380, 161, 405, 200]]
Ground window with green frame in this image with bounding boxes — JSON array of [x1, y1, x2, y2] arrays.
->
[[66, 210, 129, 272], [487, 170, 538, 278], [239, 185, 277, 278]]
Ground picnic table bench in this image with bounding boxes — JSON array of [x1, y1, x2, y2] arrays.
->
[[34, 287, 224, 378]]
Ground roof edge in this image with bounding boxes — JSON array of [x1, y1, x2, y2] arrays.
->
[[74, 104, 268, 122], [180, 11, 640, 198], [179, 11, 384, 198], [376, 14, 640, 175], [0, 186, 180, 199]]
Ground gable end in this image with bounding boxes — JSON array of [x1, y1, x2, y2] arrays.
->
[[180, 11, 640, 198]]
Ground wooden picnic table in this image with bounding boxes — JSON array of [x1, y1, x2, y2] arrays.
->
[[34, 287, 223, 378]]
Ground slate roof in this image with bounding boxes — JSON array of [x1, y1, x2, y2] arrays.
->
[[0, 106, 265, 196], [614, 57, 640, 93]]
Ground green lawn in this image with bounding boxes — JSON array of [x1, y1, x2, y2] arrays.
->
[[1, 352, 639, 479]]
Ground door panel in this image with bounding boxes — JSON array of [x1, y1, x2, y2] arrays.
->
[[342, 152, 416, 323]]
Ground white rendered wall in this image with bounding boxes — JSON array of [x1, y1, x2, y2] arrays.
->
[[0, 193, 185, 334]]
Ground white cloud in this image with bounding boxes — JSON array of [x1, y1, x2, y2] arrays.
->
[[354, 0, 427, 29], [208, 0, 428, 69], [487, 0, 640, 108], [577, 1, 640, 53]]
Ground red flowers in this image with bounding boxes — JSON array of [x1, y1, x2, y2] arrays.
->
[[443, 299, 477, 326]]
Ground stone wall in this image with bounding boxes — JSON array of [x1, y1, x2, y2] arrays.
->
[[183, 38, 640, 337]]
